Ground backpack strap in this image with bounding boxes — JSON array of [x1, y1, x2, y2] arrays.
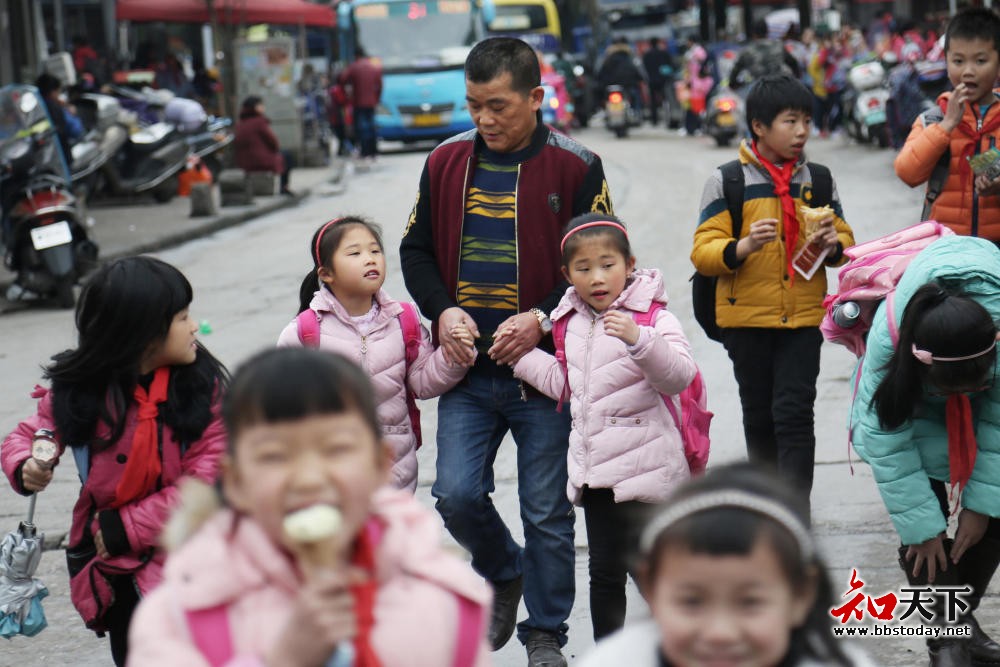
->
[[551, 315, 571, 412], [719, 160, 745, 239], [453, 595, 484, 667], [918, 107, 950, 221], [296, 309, 321, 348], [185, 605, 234, 667], [807, 162, 833, 207], [397, 303, 423, 449]]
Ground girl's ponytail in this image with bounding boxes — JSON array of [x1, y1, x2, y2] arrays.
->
[[872, 282, 996, 429], [298, 270, 319, 315]]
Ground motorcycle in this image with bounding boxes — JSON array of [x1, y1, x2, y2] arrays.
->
[[843, 60, 890, 148], [69, 93, 131, 197], [604, 85, 639, 138], [541, 71, 574, 132], [704, 86, 741, 147], [1, 85, 97, 308]]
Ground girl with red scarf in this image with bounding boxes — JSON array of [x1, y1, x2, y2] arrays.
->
[[853, 235, 1000, 666], [128, 348, 492, 667], [1, 257, 229, 666]]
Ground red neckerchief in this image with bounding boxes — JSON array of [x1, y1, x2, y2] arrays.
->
[[938, 97, 1000, 195], [945, 393, 978, 509], [751, 141, 799, 284], [350, 519, 383, 667], [112, 366, 170, 508]]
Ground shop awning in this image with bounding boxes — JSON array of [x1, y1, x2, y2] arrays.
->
[[116, 0, 335, 28]]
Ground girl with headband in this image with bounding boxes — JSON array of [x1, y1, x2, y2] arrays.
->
[[852, 235, 1000, 665], [277, 216, 476, 491], [578, 463, 875, 666], [509, 212, 698, 640]]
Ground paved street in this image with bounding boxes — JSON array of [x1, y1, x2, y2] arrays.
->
[[0, 125, 984, 666]]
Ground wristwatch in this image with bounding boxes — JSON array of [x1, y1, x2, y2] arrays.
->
[[529, 308, 553, 335]]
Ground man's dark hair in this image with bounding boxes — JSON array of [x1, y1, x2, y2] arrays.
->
[[465, 37, 540, 94], [945, 7, 1000, 53], [751, 18, 769, 39], [745, 74, 814, 139]]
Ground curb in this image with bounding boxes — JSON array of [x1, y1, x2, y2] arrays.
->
[[104, 161, 348, 262]]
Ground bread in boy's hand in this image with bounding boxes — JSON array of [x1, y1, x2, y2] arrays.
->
[[800, 204, 834, 238]]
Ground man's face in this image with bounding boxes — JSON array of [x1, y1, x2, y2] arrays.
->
[[465, 71, 543, 154]]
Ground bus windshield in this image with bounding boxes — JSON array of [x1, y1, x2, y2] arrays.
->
[[355, 0, 476, 71]]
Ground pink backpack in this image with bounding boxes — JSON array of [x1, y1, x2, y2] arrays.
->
[[551, 302, 713, 475], [297, 302, 424, 448], [820, 221, 954, 358]]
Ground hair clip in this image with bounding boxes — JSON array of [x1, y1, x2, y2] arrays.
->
[[911, 344, 934, 365]]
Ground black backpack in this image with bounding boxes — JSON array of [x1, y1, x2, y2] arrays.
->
[[691, 160, 833, 342]]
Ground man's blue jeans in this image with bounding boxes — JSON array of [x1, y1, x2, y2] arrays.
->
[[433, 370, 575, 646]]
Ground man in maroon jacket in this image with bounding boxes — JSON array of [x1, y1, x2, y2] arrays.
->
[[339, 46, 383, 163], [400, 37, 613, 667]]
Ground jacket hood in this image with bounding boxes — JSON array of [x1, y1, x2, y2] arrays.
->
[[309, 287, 404, 324], [162, 486, 489, 610], [551, 268, 666, 321], [896, 235, 1000, 309]]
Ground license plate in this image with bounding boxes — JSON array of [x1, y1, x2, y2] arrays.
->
[[865, 110, 886, 125], [608, 102, 625, 112], [411, 113, 442, 127], [717, 112, 737, 127], [30, 220, 72, 250]]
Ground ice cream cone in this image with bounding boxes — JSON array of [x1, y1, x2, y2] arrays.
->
[[283, 504, 344, 580]]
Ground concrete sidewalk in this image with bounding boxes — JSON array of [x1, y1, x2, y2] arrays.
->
[[0, 160, 348, 296]]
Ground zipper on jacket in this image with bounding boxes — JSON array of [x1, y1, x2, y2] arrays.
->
[[360, 334, 368, 369], [514, 163, 521, 312], [456, 156, 472, 303], [973, 112, 984, 237], [581, 315, 597, 474]]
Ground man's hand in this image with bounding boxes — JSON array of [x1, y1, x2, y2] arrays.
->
[[904, 533, 948, 584], [437, 307, 478, 366], [489, 312, 543, 366], [21, 457, 53, 492], [604, 310, 640, 346], [736, 218, 778, 260], [941, 83, 970, 133]]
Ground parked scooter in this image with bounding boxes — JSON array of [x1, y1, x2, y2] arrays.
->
[[842, 60, 890, 147], [704, 86, 741, 147], [604, 85, 639, 138], [1, 85, 97, 308], [69, 93, 130, 196]]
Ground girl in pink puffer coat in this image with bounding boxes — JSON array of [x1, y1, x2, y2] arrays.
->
[[277, 217, 475, 491], [510, 214, 698, 641]]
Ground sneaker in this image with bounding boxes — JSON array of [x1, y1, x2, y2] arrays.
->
[[488, 575, 522, 651], [525, 629, 566, 667]]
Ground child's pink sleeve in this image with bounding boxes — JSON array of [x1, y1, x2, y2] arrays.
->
[[512, 348, 564, 401], [405, 319, 472, 399], [628, 308, 697, 396]]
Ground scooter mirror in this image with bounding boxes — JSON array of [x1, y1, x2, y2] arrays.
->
[[19, 92, 38, 114]]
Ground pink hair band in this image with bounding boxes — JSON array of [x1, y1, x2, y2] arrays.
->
[[314, 217, 344, 265], [560, 220, 628, 253], [912, 340, 997, 365]]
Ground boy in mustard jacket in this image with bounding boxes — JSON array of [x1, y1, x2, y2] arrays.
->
[[895, 8, 1000, 240], [691, 74, 854, 518]]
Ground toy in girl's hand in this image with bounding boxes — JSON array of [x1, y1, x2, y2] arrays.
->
[[968, 147, 1000, 181]]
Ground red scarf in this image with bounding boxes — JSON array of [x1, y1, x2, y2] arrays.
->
[[945, 393, 978, 507], [751, 141, 799, 284], [112, 366, 170, 508], [938, 98, 1000, 195], [350, 520, 383, 667]]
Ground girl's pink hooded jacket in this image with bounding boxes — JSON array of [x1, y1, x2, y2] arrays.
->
[[513, 269, 697, 505], [277, 288, 471, 491], [1, 386, 225, 631], [127, 488, 493, 667]]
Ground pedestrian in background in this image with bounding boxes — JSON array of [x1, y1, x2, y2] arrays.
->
[[1, 257, 229, 666], [852, 236, 1000, 667], [511, 213, 697, 641], [682, 36, 713, 136], [128, 348, 493, 667], [642, 37, 674, 126], [895, 8, 1000, 243], [276, 216, 475, 491], [339, 46, 383, 167], [691, 74, 854, 519], [234, 96, 295, 196], [577, 463, 876, 667], [328, 68, 354, 157], [399, 36, 614, 667]]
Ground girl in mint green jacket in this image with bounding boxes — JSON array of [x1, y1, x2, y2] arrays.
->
[[852, 235, 1000, 666]]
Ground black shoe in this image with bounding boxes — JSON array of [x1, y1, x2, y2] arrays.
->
[[968, 614, 1000, 664], [928, 638, 972, 667], [488, 576, 522, 651], [525, 629, 566, 667]]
